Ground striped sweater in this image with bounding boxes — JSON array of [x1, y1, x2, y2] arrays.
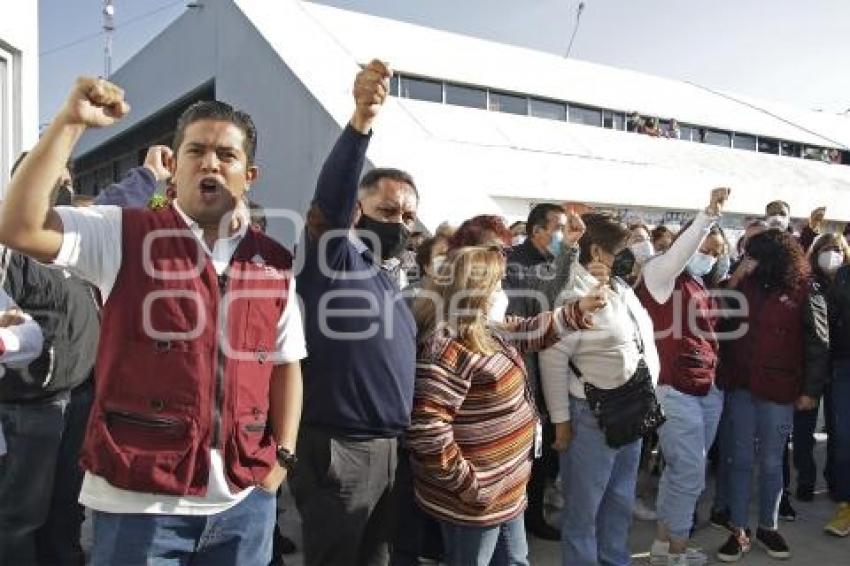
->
[[406, 303, 588, 527]]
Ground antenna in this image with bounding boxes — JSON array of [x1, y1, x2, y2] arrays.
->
[[565, 1, 585, 59], [102, 0, 115, 78]]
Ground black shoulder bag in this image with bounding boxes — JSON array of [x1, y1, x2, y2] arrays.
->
[[569, 296, 665, 449]]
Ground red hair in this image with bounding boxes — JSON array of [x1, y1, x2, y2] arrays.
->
[[447, 215, 512, 251]]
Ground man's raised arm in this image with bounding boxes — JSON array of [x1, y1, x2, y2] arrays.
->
[[0, 77, 129, 262], [307, 60, 392, 237]]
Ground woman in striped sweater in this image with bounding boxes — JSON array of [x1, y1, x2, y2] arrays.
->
[[406, 246, 604, 566]]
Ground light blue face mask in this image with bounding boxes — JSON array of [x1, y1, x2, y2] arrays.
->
[[548, 231, 564, 257], [686, 252, 717, 278]]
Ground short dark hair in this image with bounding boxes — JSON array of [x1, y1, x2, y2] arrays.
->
[[578, 212, 630, 264], [359, 167, 418, 201], [415, 236, 445, 273], [765, 200, 790, 215], [651, 224, 674, 241], [526, 203, 565, 237], [173, 100, 258, 165]]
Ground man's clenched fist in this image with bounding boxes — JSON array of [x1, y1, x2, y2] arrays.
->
[[143, 145, 174, 183], [59, 76, 130, 129], [351, 60, 392, 134]]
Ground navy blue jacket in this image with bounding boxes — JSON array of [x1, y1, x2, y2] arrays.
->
[[296, 125, 416, 438]]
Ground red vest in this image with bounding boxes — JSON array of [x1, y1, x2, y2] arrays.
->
[[717, 279, 805, 404], [636, 273, 719, 396], [80, 206, 292, 496]]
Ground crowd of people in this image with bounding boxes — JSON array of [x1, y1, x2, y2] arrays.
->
[[0, 61, 849, 566]]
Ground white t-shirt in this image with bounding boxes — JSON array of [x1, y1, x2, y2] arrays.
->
[[52, 202, 307, 516]]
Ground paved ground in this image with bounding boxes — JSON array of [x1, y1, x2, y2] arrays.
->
[[82, 435, 849, 564]]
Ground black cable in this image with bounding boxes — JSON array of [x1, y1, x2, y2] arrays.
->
[[40, 0, 185, 57]]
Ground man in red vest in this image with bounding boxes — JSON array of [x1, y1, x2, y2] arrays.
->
[[0, 77, 304, 565]]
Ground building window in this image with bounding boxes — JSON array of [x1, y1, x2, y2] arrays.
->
[[390, 74, 400, 96], [569, 105, 603, 127], [702, 129, 731, 147], [400, 76, 443, 103], [679, 125, 698, 142], [489, 91, 528, 115], [445, 83, 487, 109], [603, 111, 624, 130], [733, 133, 757, 151], [530, 98, 566, 121], [780, 141, 802, 158], [758, 138, 780, 154]]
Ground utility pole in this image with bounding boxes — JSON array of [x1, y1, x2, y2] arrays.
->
[[103, 0, 115, 78], [565, 1, 585, 59]]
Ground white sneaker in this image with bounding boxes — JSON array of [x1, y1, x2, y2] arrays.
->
[[633, 499, 658, 521], [650, 540, 708, 566]]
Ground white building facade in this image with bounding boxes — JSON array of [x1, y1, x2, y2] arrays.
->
[[0, 1, 38, 196], [72, 0, 850, 245]]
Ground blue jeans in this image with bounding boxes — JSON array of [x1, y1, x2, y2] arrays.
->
[[560, 397, 640, 566], [439, 516, 528, 566], [656, 384, 724, 539], [830, 360, 850, 502], [0, 391, 71, 565], [91, 486, 276, 565], [725, 389, 793, 530]]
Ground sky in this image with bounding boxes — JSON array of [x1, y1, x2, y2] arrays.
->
[[38, 0, 850, 126]]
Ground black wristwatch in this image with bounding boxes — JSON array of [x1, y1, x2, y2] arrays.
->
[[276, 446, 298, 472]]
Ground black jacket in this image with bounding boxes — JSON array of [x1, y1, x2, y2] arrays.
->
[[803, 279, 831, 398], [503, 238, 577, 415], [829, 266, 850, 362], [0, 249, 101, 402]]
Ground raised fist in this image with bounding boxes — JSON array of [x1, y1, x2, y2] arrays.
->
[[59, 77, 130, 129], [562, 211, 586, 246], [143, 145, 174, 182], [707, 187, 731, 216], [351, 60, 392, 133]]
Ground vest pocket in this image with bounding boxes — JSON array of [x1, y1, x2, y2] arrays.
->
[[227, 414, 276, 487], [92, 408, 199, 495]]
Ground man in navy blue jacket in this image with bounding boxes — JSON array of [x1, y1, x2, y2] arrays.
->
[[291, 60, 418, 566]]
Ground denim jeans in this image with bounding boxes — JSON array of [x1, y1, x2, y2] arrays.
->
[[0, 391, 71, 565], [725, 389, 793, 530], [439, 516, 529, 566], [656, 384, 724, 539], [91, 486, 276, 565], [830, 359, 850, 502], [560, 397, 640, 566]]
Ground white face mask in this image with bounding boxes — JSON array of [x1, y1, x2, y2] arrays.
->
[[488, 288, 509, 322], [511, 235, 526, 246], [686, 252, 717, 278], [628, 240, 655, 265], [766, 215, 790, 231], [818, 251, 844, 275]]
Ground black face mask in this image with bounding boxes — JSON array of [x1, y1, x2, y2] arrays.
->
[[611, 248, 636, 278], [355, 214, 410, 261]]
